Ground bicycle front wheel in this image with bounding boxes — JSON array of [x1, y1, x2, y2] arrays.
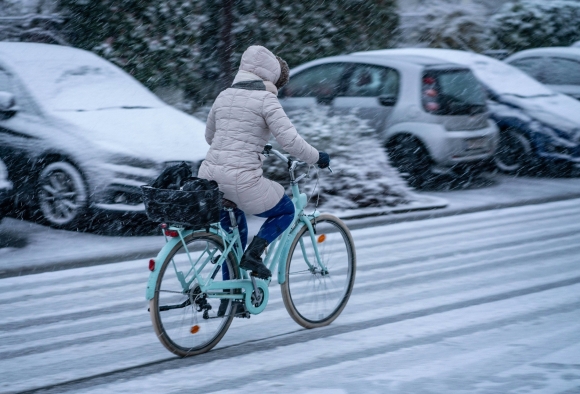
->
[[150, 232, 238, 357], [281, 214, 356, 328]]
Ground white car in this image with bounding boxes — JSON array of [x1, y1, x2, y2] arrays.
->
[[0, 42, 208, 228], [505, 47, 580, 100], [281, 53, 498, 188]]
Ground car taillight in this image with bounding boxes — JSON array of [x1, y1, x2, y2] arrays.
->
[[422, 75, 440, 113], [149, 259, 155, 271], [164, 229, 179, 237]]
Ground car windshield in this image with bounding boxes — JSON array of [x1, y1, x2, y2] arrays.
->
[[11, 53, 163, 111]]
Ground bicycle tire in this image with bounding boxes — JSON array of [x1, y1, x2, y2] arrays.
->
[[281, 214, 356, 328], [150, 232, 238, 357]]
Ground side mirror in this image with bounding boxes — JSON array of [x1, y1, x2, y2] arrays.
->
[[0, 92, 17, 120], [378, 95, 397, 107]]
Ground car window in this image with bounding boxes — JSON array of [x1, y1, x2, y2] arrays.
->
[[0, 69, 13, 94], [344, 65, 399, 97], [544, 57, 580, 86], [422, 69, 487, 116], [509, 57, 544, 81], [281, 63, 347, 98]]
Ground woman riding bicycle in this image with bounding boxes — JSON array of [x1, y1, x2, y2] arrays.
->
[[198, 45, 330, 280]]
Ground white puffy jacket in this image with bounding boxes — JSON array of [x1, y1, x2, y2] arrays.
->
[[198, 45, 319, 215]]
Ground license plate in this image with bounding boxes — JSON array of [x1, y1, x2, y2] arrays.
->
[[466, 138, 486, 150]]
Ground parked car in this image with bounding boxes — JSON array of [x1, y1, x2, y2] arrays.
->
[[357, 48, 580, 175], [0, 157, 13, 223], [279, 54, 498, 188], [0, 42, 208, 229], [505, 47, 580, 100]]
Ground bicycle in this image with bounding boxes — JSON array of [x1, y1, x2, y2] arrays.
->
[[145, 144, 356, 357]]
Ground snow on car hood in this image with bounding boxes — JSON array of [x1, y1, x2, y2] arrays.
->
[[500, 93, 580, 132], [55, 106, 209, 163]]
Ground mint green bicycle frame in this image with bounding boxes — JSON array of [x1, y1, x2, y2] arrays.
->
[[146, 152, 327, 316]]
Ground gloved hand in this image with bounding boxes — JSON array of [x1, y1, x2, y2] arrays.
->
[[317, 151, 330, 169]]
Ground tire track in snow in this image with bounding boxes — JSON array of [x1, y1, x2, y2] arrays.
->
[[11, 276, 580, 394]]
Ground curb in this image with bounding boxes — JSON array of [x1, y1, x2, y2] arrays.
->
[[2, 192, 580, 279]]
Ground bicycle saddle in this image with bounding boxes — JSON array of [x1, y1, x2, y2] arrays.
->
[[222, 199, 237, 209]]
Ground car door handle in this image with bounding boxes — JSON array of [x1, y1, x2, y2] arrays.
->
[[378, 95, 397, 106]]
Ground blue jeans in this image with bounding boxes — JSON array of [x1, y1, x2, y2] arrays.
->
[[220, 195, 295, 279]]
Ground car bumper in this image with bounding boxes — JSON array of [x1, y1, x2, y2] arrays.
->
[[87, 163, 158, 214], [436, 124, 499, 166]]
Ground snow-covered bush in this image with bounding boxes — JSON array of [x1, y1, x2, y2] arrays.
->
[[58, 0, 398, 110], [262, 106, 415, 210], [402, 1, 489, 52], [0, 0, 66, 44], [489, 0, 580, 52]]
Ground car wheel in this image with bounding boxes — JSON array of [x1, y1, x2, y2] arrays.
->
[[387, 136, 432, 189], [36, 161, 88, 228], [494, 130, 533, 174]]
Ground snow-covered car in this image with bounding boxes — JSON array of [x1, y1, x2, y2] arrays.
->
[[358, 48, 580, 175], [0, 157, 13, 223], [0, 42, 208, 228], [505, 47, 580, 101], [279, 54, 498, 188]]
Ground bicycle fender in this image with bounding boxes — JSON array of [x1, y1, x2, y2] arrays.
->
[[277, 212, 320, 285], [145, 231, 194, 300]]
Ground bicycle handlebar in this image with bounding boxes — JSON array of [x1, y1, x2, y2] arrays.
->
[[262, 143, 333, 173]]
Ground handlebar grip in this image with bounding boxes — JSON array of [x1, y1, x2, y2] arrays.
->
[[262, 144, 273, 155]]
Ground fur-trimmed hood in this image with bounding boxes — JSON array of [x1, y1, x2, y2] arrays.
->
[[234, 45, 282, 95]]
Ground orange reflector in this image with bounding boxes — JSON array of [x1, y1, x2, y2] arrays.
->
[[317, 234, 326, 243], [148, 259, 155, 271], [190, 325, 200, 334]]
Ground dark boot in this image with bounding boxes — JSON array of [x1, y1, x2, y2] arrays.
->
[[240, 236, 271, 279]]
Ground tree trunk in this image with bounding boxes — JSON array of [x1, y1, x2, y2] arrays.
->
[[219, 0, 234, 90]]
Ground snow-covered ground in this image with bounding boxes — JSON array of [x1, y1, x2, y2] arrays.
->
[[2, 173, 580, 278], [1, 198, 579, 393]]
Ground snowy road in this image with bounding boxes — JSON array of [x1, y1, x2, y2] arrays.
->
[[2, 199, 580, 393]]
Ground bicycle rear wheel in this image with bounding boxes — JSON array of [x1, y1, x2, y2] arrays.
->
[[281, 214, 356, 328], [150, 232, 238, 357]]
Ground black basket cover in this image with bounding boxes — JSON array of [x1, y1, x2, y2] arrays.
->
[[141, 184, 223, 228]]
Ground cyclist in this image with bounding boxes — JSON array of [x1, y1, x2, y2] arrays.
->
[[198, 45, 330, 280]]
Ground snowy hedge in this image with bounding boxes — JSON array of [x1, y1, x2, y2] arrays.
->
[[402, 1, 489, 52], [489, 0, 580, 52], [262, 106, 416, 211], [58, 0, 398, 109]]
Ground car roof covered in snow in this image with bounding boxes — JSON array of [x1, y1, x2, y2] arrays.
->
[[355, 48, 555, 98], [290, 53, 466, 76], [505, 47, 580, 62], [0, 42, 163, 112]]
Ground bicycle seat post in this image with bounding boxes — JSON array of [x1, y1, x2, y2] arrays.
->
[[226, 208, 238, 229]]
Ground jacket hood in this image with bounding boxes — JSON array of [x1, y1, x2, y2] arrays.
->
[[238, 45, 281, 85]]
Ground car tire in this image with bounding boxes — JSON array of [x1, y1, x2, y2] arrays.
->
[[494, 130, 533, 174], [387, 136, 433, 189], [36, 161, 89, 229]]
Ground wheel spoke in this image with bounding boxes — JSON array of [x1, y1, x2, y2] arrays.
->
[[281, 215, 355, 328], [42, 185, 57, 195], [151, 234, 237, 356]]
